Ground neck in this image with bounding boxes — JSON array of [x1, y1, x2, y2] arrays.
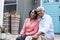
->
[[30, 18, 35, 21], [41, 13, 44, 18]]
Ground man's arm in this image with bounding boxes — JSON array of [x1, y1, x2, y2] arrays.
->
[[33, 16, 52, 38], [32, 32, 44, 38]]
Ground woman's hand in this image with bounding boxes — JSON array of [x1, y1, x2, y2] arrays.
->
[[17, 34, 22, 39]]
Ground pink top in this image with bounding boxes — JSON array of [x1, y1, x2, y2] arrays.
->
[[20, 18, 39, 36]]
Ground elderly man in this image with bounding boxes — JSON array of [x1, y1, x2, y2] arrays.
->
[[25, 6, 54, 40]]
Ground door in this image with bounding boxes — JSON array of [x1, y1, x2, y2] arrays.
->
[[42, 0, 60, 33]]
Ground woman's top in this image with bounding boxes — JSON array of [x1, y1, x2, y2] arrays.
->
[[20, 18, 39, 36]]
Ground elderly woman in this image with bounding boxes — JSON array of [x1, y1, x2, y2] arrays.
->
[[16, 9, 39, 40]]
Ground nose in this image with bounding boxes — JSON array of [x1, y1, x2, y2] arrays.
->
[[31, 13, 34, 15], [37, 12, 40, 14]]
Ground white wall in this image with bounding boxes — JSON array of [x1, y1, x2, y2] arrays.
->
[[5, 0, 16, 2], [0, 0, 4, 27]]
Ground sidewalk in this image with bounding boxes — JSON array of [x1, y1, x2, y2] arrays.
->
[[10, 34, 60, 40], [54, 35, 60, 40], [11, 35, 18, 40]]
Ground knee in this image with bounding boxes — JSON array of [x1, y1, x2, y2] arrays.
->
[[25, 36, 32, 40]]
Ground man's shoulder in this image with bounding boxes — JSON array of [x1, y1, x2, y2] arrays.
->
[[44, 14, 53, 21], [45, 14, 52, 18]]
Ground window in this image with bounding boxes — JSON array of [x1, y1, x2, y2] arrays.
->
[[44, 0, 53, 3], [54, 0, 59, 2], [4, 0, 17, 13], [44, 0, 59, 3], [4, 4, 16, 13]]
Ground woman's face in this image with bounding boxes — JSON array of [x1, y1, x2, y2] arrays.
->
[[30, 10, 36, 19]]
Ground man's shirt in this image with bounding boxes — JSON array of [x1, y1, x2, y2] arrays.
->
[[38, 14, 54, 37]]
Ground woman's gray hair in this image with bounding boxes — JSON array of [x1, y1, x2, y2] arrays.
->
[[37, 6, 45, 10]]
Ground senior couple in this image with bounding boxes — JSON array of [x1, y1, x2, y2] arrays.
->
[[16, 6, 54, 40]]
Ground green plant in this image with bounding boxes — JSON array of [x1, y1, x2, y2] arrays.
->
[[1, 27, 6, 33]]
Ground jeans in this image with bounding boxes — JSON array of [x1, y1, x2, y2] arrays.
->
[[16, 35, 27, 40]]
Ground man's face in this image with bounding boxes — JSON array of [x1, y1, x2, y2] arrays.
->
[[37, 8, 44, 17]]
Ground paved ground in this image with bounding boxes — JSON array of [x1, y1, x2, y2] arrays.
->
[[54, 35, 60, 40], [10, 35, 60, 40], [0, 34, 60, 40]]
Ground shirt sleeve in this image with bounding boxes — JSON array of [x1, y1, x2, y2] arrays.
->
[[39, 16, 52, 34], [20, 19, 27, 35]]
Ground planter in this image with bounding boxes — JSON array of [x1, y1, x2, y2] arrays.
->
[[1, 33, 6, 39], [0, 33, 11, 40], [6, 33, 11, 40]]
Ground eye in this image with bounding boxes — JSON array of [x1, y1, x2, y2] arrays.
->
[[31, 12, 34, 13]]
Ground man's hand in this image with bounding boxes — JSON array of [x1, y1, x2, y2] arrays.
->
[[32, 32, 44, 38], [32, 34, 39, 38]]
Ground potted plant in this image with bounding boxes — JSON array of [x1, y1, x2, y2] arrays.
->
[[0, 27, 11, 40], [1, 27, 6, 39]]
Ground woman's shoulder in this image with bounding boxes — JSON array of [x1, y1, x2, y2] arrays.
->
[[25, 18, 30, 21]]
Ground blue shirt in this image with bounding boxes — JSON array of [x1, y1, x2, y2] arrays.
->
[[38, 14, 54, 37]]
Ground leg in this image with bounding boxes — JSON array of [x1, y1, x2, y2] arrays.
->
[[21, 35, 27, 40], [25, 36, 32, 40], [25, 35, 54, 40], [37, 35, 54, 40]]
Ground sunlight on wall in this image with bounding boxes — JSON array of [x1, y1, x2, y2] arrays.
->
[[0, 0, 4, 27]]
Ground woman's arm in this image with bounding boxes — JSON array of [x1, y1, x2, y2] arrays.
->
[[20, 19, 28, 35], [26, 22, 39, 35]]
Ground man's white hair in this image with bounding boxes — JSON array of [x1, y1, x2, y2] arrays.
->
[[37, 6, 45, 10]]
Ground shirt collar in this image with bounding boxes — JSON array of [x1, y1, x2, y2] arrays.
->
[[42, 14, 45, 19]]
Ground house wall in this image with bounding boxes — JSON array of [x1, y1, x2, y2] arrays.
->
[[17, 0, 40, 33]]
